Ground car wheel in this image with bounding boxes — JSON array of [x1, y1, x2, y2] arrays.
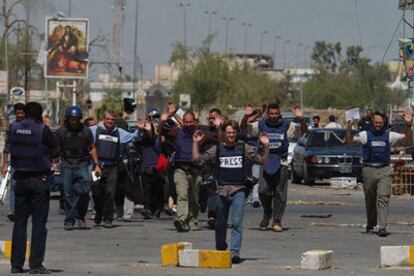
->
[[291, 164, 302, 184], [303, 165, 315, 186]]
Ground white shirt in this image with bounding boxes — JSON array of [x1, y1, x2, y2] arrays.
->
[[325, 122, 342, 128], [353, 130, 404, 146]]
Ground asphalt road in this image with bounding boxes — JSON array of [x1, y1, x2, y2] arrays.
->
[[0, 182, 414, 275]]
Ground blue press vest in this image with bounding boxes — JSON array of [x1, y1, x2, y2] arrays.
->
[[362, 128, 390, 165], [174, 128, 194, 163], [95, 126, 120, 166], [10, 119, 51, 171], [141, 136, 161, 169], [259, 119, 289, 158], [217, 143, 245, 186]]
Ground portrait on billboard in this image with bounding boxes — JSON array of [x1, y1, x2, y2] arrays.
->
[[45, 17, 89, 79]]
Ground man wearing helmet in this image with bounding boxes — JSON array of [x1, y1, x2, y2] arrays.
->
[[57, 106, 100, 230]]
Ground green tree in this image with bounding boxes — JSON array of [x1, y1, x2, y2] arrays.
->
[[94, 88, 123, 120]]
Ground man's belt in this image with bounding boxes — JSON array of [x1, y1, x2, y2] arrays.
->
[[363, 163, 389, 168]]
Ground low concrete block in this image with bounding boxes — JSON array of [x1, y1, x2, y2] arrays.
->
[[380, 246, 414, 267], [179, 249, 199, 267], [161, 242, 193, 267], [301, 249, 333, 270], [199, 250, 231, 269], [0, 240, 29, 259]]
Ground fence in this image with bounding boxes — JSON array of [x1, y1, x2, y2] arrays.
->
[[392, 164, 414, 195]]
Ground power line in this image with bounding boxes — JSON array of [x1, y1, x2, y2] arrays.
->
[[381, 14, 403, 65]]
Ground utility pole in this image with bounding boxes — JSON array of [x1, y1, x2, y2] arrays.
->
[[273, 35, 280, 69], [178, 2, 191, 47], [222, 17, 234, 54], [204, 10, 217, 51], [283, 40, 290, 69], [112, 0, 125, 76], [241, 22, 252, 53], [132, 0, 139, 99], [24, 5, 30, 103], [260, 30, 268, 55]]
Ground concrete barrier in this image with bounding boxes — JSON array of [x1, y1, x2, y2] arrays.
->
[[161, 242, 192, 267], [380, 246, 414, 267], [301, 249, 333, 270], [179, 249, 232, 269], [0, 240, 30, 259]]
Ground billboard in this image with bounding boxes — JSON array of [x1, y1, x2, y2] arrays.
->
[[399, 38, 414, 81], [45, 17, 89, 79]]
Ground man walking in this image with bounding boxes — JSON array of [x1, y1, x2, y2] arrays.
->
[[57, 106, 100, 230], [346, 110, 412, 237]]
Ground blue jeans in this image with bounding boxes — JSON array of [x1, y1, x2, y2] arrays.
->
[[61, 165, 91, 225], [215, 190, 246, 255], [12, 175, 50, 268]]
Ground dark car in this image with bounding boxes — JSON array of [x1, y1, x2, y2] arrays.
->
[[291, 128, 362, 185]]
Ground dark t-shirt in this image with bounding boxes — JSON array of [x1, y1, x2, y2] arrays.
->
[[57, 125, 94, 167]]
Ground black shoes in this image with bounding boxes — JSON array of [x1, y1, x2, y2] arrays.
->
[[29, 265, 51, 274], [174, 219, 189, 232], [64, 223, 75, 231], [231, 253, 241, 264], [94, 213, 102, 225], [11, 266, 24, 273], [103, 220, 113, 228], [140, 209, 152, 219], [378, 228, 390, 237], [7, 212, 15, 222], [207, 217, 216, 230], [365, 226, 374, 234]]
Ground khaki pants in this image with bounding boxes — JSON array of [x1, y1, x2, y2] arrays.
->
[[174, 168, 201, 227], [361, 166, 392, 229]]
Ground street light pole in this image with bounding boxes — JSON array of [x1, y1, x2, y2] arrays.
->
[[260, 30, 268, 55], [296, 42, 303, 68], [178, 2, 191, 47], [283, 40, 290, 69], [222, 17, 234, 54], [132, 0, 139, 103], [273, 35, 280, 68], [241, 22, 252, 53], [204, 11, 217, 51]]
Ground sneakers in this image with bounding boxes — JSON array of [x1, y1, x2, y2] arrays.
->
[[174, 219, 189, 232], [122, 215, 132, 222], [11, 266, 24, 273], [7, 212, 15, 222], [29, 265, 51, 274], [272, 224, 283, 232], [77, 219, 88, 230], [259, 216, 271, 230], [231, 253, 242, 264], [207, 217, 216, 230], [378, 228, 390, 237], [103, 220, 113, 228], [64, 224, 75, 231]]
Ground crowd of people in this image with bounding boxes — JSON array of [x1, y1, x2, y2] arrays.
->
[[2, 101, 412, 272]]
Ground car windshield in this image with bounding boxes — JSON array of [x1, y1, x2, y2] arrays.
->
[[307, 129, 349, 147]]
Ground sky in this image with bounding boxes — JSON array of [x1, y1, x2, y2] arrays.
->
[[22, 0, 408, 79]]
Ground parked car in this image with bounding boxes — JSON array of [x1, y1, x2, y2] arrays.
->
[[291, 128, 363, 185]]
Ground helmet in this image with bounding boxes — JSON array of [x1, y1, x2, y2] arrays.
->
[[65, 106, 83, 118], [147, 108, 160, 119]]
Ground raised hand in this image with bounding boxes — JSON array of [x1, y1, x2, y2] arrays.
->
[[167, 102, 176, 116], [259, 132, 269, 146], [213, 115, 224, 128], [136, 119, 145, 130], [293, 104, 302, 118], [245, 103, 254, 117], [193, 129, 205, 143], [404, 108, 413, 125], [160, 112, 169, 122], [193, 108, 200, 121], [144, 121, 152, 132], [261, 103, 267, 114]]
